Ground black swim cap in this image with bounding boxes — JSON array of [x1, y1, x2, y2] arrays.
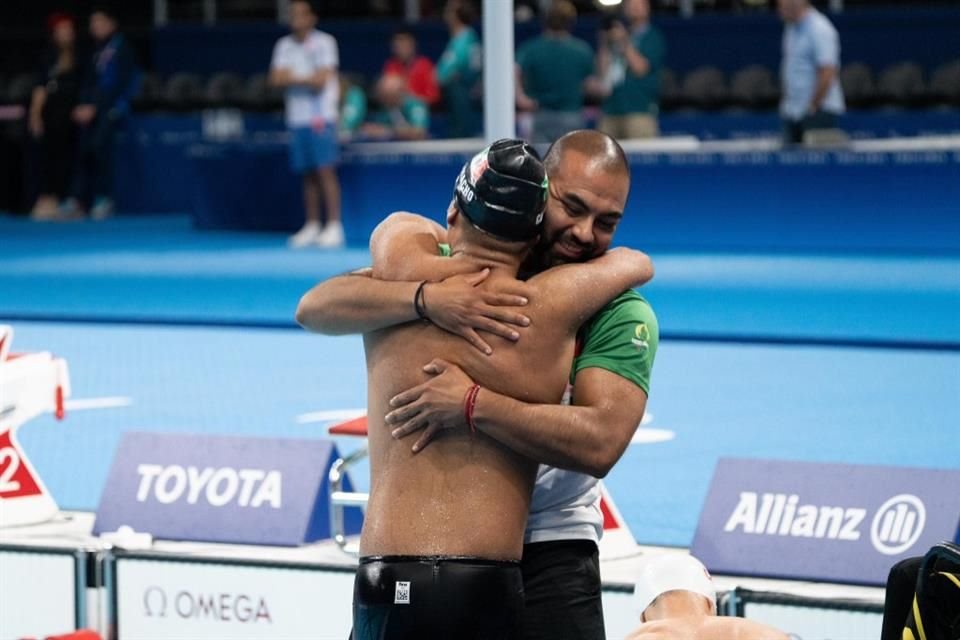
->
[[454, 139, 548, 242]]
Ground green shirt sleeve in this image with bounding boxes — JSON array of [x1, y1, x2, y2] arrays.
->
[[403, 97, 430, 130], [340, 86, 367, 134], [572, 290, 659, 394]]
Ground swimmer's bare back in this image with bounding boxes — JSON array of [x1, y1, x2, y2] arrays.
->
[[359, 213, 653, 561]]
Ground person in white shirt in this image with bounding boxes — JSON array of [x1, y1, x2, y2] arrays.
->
[[778, 0, 845, 145], [270, 0, 343, 248]]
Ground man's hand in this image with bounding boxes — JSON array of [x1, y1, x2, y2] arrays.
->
[[72, 104, 96, 125], [385, 359, 474, 453], [424, 269, 531, 355], [360, 122, 393, 139]]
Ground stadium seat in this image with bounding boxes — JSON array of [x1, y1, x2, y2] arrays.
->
[[680, 66, 729, 110], [132, 72, 163, 112], [839, 62, 877, 109], [241, 73, 284, 112], [877, 62, 926, 108], [928, 59, 960, 108], [204, 72, 245, 109], [729, 65, 780, 110], [162, 72, 205, 112], [5, 73, 35, 106], [659, 68, 682, 111]]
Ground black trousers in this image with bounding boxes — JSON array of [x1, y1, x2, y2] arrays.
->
[[519, 540, 605, 640], [352, 555, 524, 640], [782, 110, 839, 145], [71, 114, 118, 206], [39, 122, 76, 198]]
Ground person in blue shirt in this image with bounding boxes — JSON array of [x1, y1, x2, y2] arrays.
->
[[63, 5, 140, 220], [778, 0, 845, 144]]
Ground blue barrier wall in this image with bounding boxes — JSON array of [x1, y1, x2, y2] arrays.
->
[[150, 8, 960, 78], [114, 115, 960, 255]]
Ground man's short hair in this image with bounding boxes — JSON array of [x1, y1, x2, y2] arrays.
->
[[545, 0, 577, 32], [544, 130, 630, 181], [290, 0, 316, 14], [452, 1, 477, 25], [393, 28, 415, 40]]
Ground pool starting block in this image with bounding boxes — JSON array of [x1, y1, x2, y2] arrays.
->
[[0, 325, 71, 527]]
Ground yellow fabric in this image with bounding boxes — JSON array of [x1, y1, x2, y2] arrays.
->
[[912, 595, 927, 640], [939, 570, 960, 590]]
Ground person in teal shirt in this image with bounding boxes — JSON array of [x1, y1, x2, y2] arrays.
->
[[596, 0, 666, 139], [338, 75, 367, 141], [362, 73, 429, 141], [436, 0, 481, 138], [516, 0, 594, 143]]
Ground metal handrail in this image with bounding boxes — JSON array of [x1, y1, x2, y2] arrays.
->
[[328, 446, 370, 556]]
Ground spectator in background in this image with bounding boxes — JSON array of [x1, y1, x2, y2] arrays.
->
[[362, 74, 430, 141], [270, 0, 343, 248], [339, 74, 368, 141], [778, 0, 845, 145], [437, 0, 481, 138], [595, 0, 665, 140], [516, 1, 593, 143], [382, 29, 440, 107], [62, 5, 140, 220], [29, 13, 81, 219]]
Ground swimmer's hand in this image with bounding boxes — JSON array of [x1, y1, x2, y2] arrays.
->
[[386, 359, 473, 453], [425, 269, 531, 356]]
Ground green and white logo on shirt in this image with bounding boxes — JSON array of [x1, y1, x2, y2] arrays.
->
[[632, 323, 650, 353]]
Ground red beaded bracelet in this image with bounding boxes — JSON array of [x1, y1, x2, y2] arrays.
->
[[463, 384, 481, 435]]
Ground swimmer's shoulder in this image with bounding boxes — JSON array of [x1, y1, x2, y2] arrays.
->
[[624, 619, 689, 640], [699, 616, 791, 640]]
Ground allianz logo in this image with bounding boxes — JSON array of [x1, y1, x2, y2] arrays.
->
[[143, 587, 272, 624], [136, 464, 281, 508], [724, 492, 926, 555]]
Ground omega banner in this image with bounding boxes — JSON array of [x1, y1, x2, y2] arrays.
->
[[114, 554, 355, 639], [94, 432, 363, 546], [691, 458, 960, 585]]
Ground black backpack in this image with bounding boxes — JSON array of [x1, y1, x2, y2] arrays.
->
[[903, 541, 960, 640]]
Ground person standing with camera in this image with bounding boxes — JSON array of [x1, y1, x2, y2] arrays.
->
[[595, 0, 665, 140]]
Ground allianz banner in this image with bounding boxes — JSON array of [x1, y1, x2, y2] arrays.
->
[[94, 432, 363, 546], [691, 458, 960, 585]]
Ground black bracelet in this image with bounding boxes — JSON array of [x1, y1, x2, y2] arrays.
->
[[414, 281, 429, 321]]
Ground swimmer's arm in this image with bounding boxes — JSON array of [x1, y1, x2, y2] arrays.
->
[[296, 268, 530, 347], [296, 268, 419, 335], [370, 211, 469, 282], [531, 247, 654, 333]]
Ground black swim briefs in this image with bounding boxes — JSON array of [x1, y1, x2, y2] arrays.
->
[[352, 555, 524, 639]]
